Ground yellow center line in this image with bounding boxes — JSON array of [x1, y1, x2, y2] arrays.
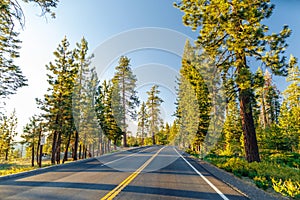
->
[[100, 146, 165, 200]]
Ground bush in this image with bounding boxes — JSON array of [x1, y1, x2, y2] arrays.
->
[[272, 178, 300, 199]]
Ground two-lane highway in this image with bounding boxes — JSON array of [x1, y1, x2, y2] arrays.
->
[[0, 146, 248, 200]]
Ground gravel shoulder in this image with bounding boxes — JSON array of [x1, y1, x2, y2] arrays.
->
[[186, 155, 290, 200]]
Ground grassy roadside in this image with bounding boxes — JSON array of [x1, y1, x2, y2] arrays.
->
[[190, 151, 300, 199], [0, 159, 53, 176], [0, 147, 126, 177]]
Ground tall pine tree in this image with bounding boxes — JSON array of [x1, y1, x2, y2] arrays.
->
[[146, 85, 163, 145], [175, 0, 291, 162], [111, 56, 139, 147]]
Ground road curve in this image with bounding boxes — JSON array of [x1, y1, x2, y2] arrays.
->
[[0, 146, 248, 200]]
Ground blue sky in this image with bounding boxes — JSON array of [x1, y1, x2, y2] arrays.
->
[[5, 0, 300, 136]]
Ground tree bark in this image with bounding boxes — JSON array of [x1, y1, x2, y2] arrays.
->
[[36, 128, 41, 166], [78, 144, 82, 159], [31, 143, 35, 167], [239, 90, 260, 162], [51, 130, 57, 164], [39, 145, 43, 167], [63, 132, 71, 163], [73, 130, 78, 160], [56, 131, 62, 164]]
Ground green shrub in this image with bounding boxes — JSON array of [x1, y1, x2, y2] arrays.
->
[[254, 176, 269, 190], [272, 178, 300, 199], [205, 153, 300, 199]]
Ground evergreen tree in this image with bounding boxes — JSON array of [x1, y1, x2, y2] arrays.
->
[[38, 37, 77, 164], [175, 0, 291, 162], [111, 56, 139, 147], [0, 0, 58, 104], [21, 115, 44, 166], [175, 40, 211, 151], [72, 37, 95, 160], [146, 85, 163, 145], [279, 56, 300, 152], [156, 123, 170, 145], [0, 110, 18, 160], [256, 70, 280, 128], [95, 81, 122, 147], [168, 120, 179, 145], [222, 99, 243, 156], [0, 1, 27, 103], [137, 102, 148, 145]]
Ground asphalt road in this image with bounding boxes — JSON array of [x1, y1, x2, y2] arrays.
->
[[0, 146, 249, 200]]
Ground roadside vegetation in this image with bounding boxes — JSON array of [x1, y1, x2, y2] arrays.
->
[[0, 158, 52, 176], [0, 0, 299, 199], [204, 153, 300, 199]]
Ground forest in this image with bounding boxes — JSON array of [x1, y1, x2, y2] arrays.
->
[[0, 0, 299, 199]]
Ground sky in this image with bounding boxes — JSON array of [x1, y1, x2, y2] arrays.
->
[[4, 0, 300, 138]]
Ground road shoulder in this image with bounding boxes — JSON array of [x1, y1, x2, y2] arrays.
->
[[185, 155, 289, 200]]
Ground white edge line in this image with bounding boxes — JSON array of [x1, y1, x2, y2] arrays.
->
[[174, 147, 229, 200], [100, 146, 152, 166]]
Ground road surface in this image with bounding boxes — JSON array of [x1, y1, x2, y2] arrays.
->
[[0, 146, 248, 200]]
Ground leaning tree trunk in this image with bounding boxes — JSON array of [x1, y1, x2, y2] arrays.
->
[[239, 89, 260, 162]]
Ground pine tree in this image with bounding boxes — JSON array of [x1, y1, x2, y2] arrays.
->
[[21, 115, 44, 166], [95, 81, 122, 148], [146, 85, 163, 145], [111, 56, 139, 147], [175, 0, 291, 162], [0, 0, 58, 104], [137, 102, 148, 145], [72, 37, 95, 160], [256, 70, 280, 128], [38, 37, 77, 164], [175, 40, 211, 151], [0, 1, 27, 103], [222, 99, 243, 156], [0, 110, 18, 160], [279, 56, 300, 152], [168, 120, 179, 145]]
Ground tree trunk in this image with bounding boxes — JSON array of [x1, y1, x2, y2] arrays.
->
[[31, 143, 35, 167], [152, 132, 156, 145], [239, 90, 260, 162], [36, 129, 41, 166], [51, 130, 57, 164], [39, 145, 43, 167], [63, 132, 71, 163], [83, 144, 86, 159], [98, 131, 102, 156], [106, 139, 111, 152], [122, 74, 127, 147], [56, 131, 62, 164], [73, 130, 79, 160], [92, 143, 94, 157], [5, 148, 9, 161], [79, 144, 82, 159]]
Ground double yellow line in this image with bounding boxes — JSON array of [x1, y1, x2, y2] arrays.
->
[[101, 147, 165, 200]]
